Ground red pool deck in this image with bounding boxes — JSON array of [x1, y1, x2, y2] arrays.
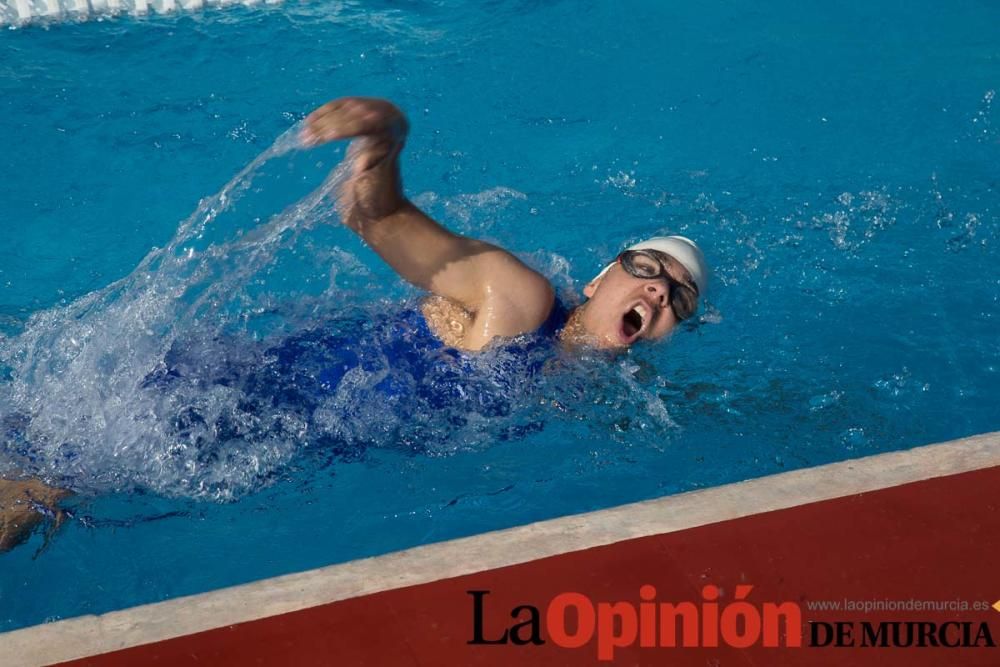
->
[[4, 431, 1000, 666]]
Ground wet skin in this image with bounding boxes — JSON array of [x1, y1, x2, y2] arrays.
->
[[302, 96, 685, 352], [0, 478, 69, 552]]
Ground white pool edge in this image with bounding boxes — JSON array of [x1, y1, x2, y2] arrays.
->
[[3, 430, 999, 666]]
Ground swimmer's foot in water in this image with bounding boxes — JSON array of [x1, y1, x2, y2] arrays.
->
[[0, 479, 71, 553], [300, 97, 409, 227]]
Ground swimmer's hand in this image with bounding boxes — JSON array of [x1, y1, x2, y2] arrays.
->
[[301, 98, 408, 152], [302, 97, 409, 225]]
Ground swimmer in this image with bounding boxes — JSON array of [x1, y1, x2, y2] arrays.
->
[[0, 478, 70, 552], [300, 96, 708, 351], [0, 96, 708, 552]]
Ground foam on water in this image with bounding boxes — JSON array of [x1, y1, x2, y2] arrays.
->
[[0, 125, 335, 497]]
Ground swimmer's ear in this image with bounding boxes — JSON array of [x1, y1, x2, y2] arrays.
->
[[583, 275, 603, 298]]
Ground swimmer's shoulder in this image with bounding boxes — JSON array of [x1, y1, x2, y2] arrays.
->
[[422, 258, 555, 351]]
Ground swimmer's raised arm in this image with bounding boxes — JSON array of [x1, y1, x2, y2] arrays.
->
[[302, 97, 553, 349]]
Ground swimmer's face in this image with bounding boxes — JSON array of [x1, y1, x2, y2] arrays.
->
[[577, 263, 681, 348]]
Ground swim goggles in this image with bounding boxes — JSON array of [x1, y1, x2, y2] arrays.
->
[[617, 249, 700, 321]]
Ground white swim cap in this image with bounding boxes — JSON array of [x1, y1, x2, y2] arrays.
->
[[595, 235, 709, 296]]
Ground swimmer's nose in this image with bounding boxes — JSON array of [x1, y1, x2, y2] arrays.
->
[[645, 281, 670, 307]]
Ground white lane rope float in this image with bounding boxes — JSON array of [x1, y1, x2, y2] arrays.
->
[[0, 0, 282, 25]]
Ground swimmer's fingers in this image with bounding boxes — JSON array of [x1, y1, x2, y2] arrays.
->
[[302, 98, 358, 144], [301, 97, 407, 148]]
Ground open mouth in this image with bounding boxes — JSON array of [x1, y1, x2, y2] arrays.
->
[[620, 303, 648, 341]]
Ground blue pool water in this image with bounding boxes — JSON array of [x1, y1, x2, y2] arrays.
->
[[1, 0, 998, 631]]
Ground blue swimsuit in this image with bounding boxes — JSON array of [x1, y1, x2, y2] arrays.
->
[[3, 302, 572, 490], [260, 298, 570, 414]]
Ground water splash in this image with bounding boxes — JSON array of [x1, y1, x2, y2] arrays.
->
[[0, 125, 655, 501], [813, 189, 897, 252], [970, 89, 996, 144], [0, 124, 352, 499], [411, 186, 527, 235]]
